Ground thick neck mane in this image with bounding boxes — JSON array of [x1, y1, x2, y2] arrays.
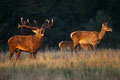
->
[[30, 34, 43, 50], [32, 34, 43, 42]]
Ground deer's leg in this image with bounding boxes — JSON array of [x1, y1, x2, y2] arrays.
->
[[81, 44, 90, 51], [93, 45, 97, 53], [86, 45, 91, 51], [60, 48, 63, 51], [15, 49, 21, 61], [30, 53, 33, 59], [9, 47, 16, 61], [33, 52, 37, 59], [72, 42, 79, 54]]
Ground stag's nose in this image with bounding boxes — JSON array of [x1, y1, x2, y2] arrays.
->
[[40, 30, 44, 36], [41, 34, 44, 36], [41, 30, 44, 34]]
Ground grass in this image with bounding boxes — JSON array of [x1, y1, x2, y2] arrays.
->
[[0, 49, 120, 80]]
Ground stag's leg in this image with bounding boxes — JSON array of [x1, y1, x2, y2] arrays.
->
[[93, 45, 97, 53], [15, 49, 21, 61], [33, 52, 37, 59], [30, 53, 33, 59], [9, 47, 16, 61]]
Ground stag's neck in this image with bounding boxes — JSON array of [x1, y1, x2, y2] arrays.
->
[[98, 28, 106, 40], [33, 34, 43, 42], [30, 34, 43, 50]]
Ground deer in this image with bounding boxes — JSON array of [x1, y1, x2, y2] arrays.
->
[[70, 22, 112, 53], [58, 41, 91, 51], [58, 41, 73, 51], [8, 17, 53, 61], [80, 44, 91, 51]]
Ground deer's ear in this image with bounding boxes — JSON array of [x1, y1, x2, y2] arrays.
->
[[32, 30, 37, 33], [102, 23, 105, 26]]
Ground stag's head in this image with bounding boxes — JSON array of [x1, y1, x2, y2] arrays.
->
[[32, 28, 45, 37], [102, 22, 112, 31], [18, 17, 53, 37]]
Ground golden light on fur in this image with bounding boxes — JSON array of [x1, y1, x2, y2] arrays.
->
[[70, 22, 112, 53], [8, 18, 53, 61]]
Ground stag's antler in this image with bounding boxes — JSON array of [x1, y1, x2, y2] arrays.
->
[[33, 19, 39, 27], [45, 19, 53, 29], [26, 19, 31, 26], [40, 19, 49, 28], [18, 17, 39, 30]]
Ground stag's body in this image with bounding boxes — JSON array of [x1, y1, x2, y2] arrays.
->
[[8, 18, 53, 61], [8, 34, 43, 55], [70, 23, 112, 53]]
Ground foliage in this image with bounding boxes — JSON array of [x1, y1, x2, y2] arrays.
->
[[0, 0, 120, 50]]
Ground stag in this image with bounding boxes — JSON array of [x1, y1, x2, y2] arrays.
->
[[70, 22, 112, 53], [8, 17, 53, 61]]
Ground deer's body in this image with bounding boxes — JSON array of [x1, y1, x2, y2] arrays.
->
[[71, 31, 100, 46], [58, 41, 91, 51], [58, 41, 73, 51], [70, 23, 112, 53], [8, 18, 53, 61], [80, 44, 91, 51], [8, 35, 43, 53]]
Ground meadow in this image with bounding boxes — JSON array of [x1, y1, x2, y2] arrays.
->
[[0, 49, 120, 80]]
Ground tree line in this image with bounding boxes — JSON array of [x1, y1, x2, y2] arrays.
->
[[0, 0, 120, 51]]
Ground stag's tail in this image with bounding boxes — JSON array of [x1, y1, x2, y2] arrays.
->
[[8, 37, 14, 47]]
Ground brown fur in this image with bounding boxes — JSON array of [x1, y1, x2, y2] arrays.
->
[[58, 41, 73, 51], [80, 44, 91, 51], [70, 23, 112, 53], [8, 18, 53, 61], [58, 41, 91, 51]]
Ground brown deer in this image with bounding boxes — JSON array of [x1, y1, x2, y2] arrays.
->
[[70, 22, 112, 53], [8, 17, 53, 61], [80, 44, 91, 51], [58, 41, 73, 51], [58, 41, 91, 51]]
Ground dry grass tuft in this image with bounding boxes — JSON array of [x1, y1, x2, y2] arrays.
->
[[0, 49, 120, 80]]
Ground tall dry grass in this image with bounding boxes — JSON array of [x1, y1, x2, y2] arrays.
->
[[0, 49, 120, 80]]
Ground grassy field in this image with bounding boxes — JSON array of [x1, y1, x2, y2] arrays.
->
[[0, 49, 120, 80]]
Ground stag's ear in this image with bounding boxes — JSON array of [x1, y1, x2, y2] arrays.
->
[[32, 30, 37, 33]]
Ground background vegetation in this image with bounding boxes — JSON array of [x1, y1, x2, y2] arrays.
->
[[0, 50, 120, 80], [0, 1, 120, 79], [0, 0, 120, 50]]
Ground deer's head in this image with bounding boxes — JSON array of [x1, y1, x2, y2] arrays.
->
[[18, 17, 53, 37], [102, 22, 112, 31]]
